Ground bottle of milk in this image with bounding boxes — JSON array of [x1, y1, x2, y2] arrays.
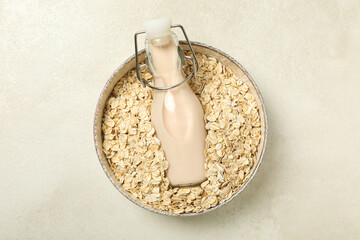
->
[[142, 18, 206, 186]]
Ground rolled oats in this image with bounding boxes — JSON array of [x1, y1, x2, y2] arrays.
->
[[102, 52, 261, 215]]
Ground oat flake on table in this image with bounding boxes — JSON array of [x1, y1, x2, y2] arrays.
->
[[102, 52, 261, 214]]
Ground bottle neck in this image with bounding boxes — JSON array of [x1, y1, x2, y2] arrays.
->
[[145, 33, 184, 89]]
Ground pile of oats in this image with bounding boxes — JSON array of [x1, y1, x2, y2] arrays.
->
[[102, 52, 261, 214]]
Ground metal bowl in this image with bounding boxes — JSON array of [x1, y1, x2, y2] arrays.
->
[[93, 41, 268, 216]]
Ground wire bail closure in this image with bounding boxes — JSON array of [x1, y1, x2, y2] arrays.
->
[[134, 24, 199, 90]]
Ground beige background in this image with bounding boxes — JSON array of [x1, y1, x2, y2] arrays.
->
[[1, 0, 359, 239]]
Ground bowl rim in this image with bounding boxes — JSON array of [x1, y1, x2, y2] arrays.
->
[[93, 41, 268, 217]]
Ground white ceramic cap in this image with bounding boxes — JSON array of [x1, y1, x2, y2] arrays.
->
[[143, 17, 172, 40]]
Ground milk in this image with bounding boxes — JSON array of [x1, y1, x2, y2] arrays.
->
[[144, 26, 206, 186]]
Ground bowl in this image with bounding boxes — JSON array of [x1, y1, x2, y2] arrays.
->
[[93, 41, 268, 216]]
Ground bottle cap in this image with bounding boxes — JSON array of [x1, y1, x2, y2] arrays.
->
[[143, 17, 172, 40]]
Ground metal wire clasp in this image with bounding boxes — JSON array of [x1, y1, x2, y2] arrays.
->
[[134, 24, 199, 90]]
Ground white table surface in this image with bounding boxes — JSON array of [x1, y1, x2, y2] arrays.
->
[[1, 0, 359, 239]]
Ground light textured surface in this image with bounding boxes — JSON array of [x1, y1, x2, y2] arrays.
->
[[0, 0, 359, 239]]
